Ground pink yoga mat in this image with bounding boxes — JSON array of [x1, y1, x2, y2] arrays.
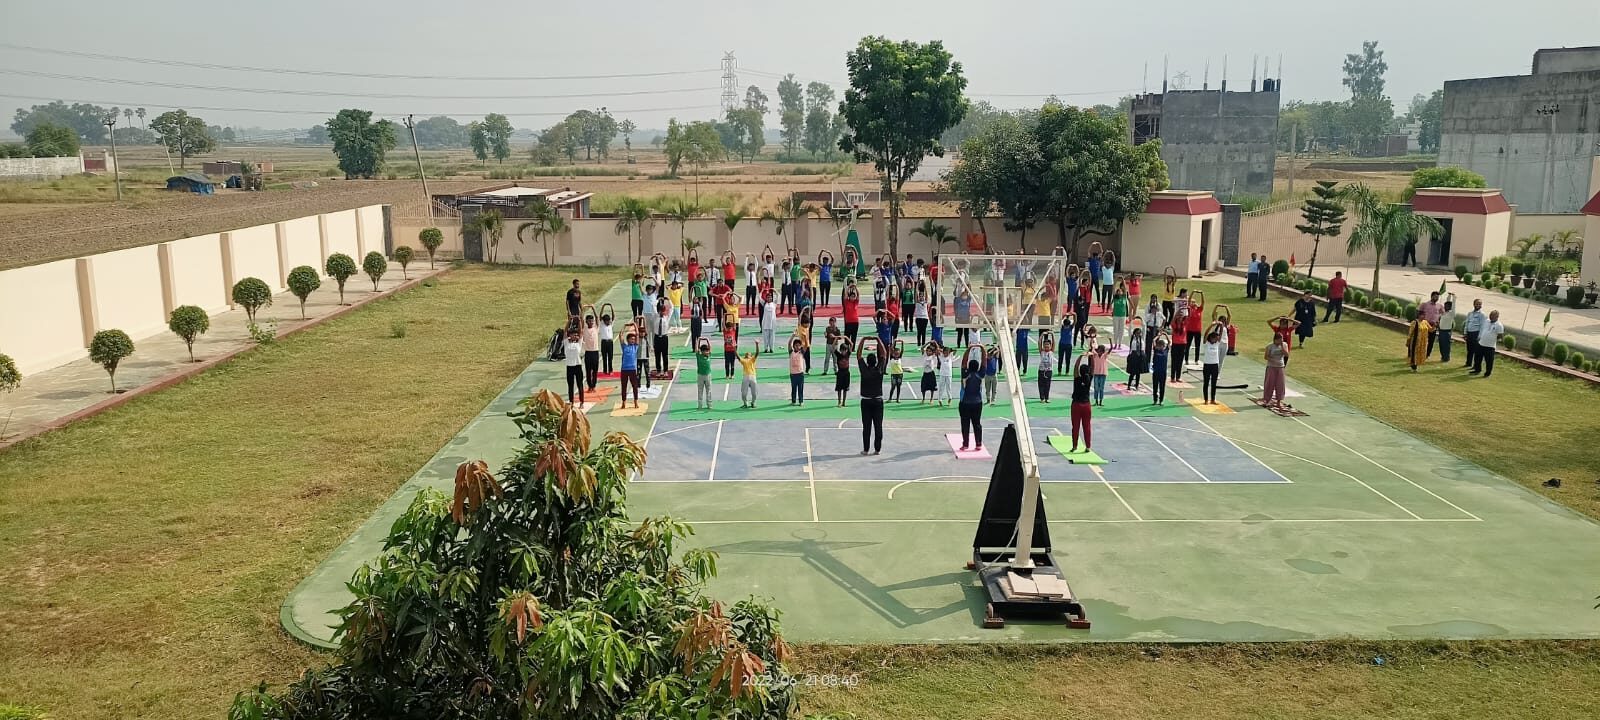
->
[[945, 433, 993, 459]]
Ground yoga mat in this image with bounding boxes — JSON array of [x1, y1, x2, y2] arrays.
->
[[1046, 435, 1107, 464], [610, 402, 647, 417], [945, 433, 992, 459], [1185, 397, 1235, 414]]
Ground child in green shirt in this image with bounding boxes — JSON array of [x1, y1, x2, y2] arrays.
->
[[695, 338, 713, 409]]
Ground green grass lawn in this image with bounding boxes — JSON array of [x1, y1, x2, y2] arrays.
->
[[1, 271, 1597, 720]]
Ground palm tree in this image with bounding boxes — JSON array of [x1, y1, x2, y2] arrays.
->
[[516, 199, 558, 266], [664, 198, 703, 255], [473, 210, 504, 264], [613, 197, 653, 264], [909, 218, 956, 255], [122, 108, 133, 128], [1340, 183, 1444, 298], [722, 208, 747, 253], [1551, 228, 1583, 256], [756, 195, 818, 255], [542, 213, 569, 267], [135, 107, 146, 130]]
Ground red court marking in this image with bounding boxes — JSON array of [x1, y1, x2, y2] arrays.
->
[[945, 433, 993, 459]]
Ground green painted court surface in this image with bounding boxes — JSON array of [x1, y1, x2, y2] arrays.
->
[[283, 281, 1600, 647]]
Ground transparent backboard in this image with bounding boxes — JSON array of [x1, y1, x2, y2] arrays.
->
[[937, 253, 1069, 331]]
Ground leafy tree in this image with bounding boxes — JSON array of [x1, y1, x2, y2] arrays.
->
[[135, 107, 146, 129], [969, 115, 1046, 250], [532, 121, 572, 164], [363, 251, 388, 290], [231, 277, 273, 322], [286, 265, 322, 318], [88, 329, 134, 393], [1343, 41, 1388, 99], [664, 198, 704, 255], [325, 252, 359, 303], [803, 82, 838, 160], [326, 109, 398, 179], [839, 37, 969, 259], [482, 113, 514, 164], [744, 85, 770, 116], [613, 197, 653, 263], [909, 218, 956, 254], [10, 100, 111, 143], [0, 352, 19, 395], [111, 126, 156, 144], [1340, 183, 1444, 296], [618, 118, 637, 154], [24, 123, 79, 157], [1346, 94, 1395, 155], [1295, 181, 1346, 278], [776, 74, 805, 159], [469, 121, 489, 164], [563, 108, 618, 161], [1414, 89, 1443, 154], [167, 305, 210, 362], [300, 124, 330, 144], [230, 390, 797, 719], [941, 99, 1003, 148], [1033, 103, 1167, 257], [941, 128, 1000, 237], [393, 246, 415, 279], [418, 227, 445, 268], [413, 115, 468, 148], [725, 108, 764, 163], [1403, 166, 1485, 200], [474, 210, 506, 264], [150, 110, 216, 168]]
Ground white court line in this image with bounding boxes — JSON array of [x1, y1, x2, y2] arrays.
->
[[682, 517, 1481, 525], [1191, 416, 1292, 483], [1137, 419, 1424, 520], [886, 475, 989, 499], [1126, 418, 1211, 482], [640, 359, 683, 452], [723, 383, 731, 401], [1092, 464, 1143, 520], [1293, 417, 1481, 521], [805, 428, 818, 521], [645, 420, 719, 441], [706, 420, 724, 482]]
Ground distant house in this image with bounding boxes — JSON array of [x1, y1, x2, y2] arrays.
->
[[435, 184, 594, 219], [166, 172, 218, 194]]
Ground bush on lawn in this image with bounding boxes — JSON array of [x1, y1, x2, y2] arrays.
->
[[394, 246, 415, 279], [167, 305, 210, 362], [1551, 343, 1570, 365], [325, 253, 358, 304], [1454, 264, 1469, 280], [363, 251, 388, 291], [1403, 303, 1419, 321], [1498, 283, 1511, 293], [1479, 271, 1492, 284], [1569, 351, 1586, 369], [1502, 335, 1516, 351], [286, 265, 322, 319], [418, 227, 444, 268], [0, 352, 20, 394], [1272, 259, 1290, 277], [1510, 261, 1526, 277], [1565, 285, 1586, 308], [1386, 299, 1403, 316], [1529, 335, 1548, 359], [231, 277, 272, 322], [88, 329, 134, 393]]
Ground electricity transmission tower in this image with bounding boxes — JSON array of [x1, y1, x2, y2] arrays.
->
[[720, 52, 739, 115]]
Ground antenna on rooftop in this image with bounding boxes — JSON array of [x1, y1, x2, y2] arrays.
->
[[1251, 54, 1258, 91], [1162, 55, 1169, 93], [1203, 58, 1210, 91]]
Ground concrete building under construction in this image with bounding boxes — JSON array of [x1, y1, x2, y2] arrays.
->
[[1129, 76, 1281, 199]]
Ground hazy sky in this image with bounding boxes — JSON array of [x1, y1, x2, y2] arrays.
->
[[3, 0, 1597, 137]]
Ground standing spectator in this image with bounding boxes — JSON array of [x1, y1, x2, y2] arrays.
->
[[1257, 259, 1271, 301], [1472, 310, 1505, 377], [1245, 253, 1260, 299], [1437, 299, 1457, 364], [1418, 291, 1444, 357], [1262, 333, 1289, 409], [1324, 271, 1348, 322], [565, 279, 583, 321], [1462, 298, 1486, 369], [1405, 315, 1432, 372], [1293, 292, 1317, 348]]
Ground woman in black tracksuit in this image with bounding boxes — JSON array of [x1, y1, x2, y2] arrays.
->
[[857, 341, 885, 455], [957, 359, 986, 451]]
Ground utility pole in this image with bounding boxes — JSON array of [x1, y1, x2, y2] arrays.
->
[[1536, 102, 1560, 212], [102, 114, 122, 201], [403, 114, 431, 220], [1287, 122, 1297, 198]]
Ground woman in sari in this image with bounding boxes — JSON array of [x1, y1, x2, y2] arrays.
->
[[1406, 316, 1433, 372]]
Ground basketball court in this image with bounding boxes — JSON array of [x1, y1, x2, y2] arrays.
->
[[282, 274, 1600, 647]]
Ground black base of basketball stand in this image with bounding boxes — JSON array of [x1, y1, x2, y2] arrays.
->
[[966, 424, 1090, 630]]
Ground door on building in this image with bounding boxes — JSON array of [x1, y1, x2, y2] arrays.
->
[[1429, 218, 1453, 266], [1198, 219, 1213, 272]]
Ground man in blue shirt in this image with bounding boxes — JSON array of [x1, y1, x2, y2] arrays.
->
[[1245, 253, 1260, 299]]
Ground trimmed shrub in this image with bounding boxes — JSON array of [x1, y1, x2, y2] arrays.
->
[[231, 277, 272, 322], [325, 252, 358, 304], [419, 228, 444, 268], [1585, 360, 1596, 374], [363, 251, 388, 291], [167, 305, 210, 362], [1551, 343, 1570, 365], [1565, 285, 1586, 308], [1502, 335, 1516, 351], [1454, 264, 1468, 280], [286, 265, 322, 318], [1498, 282, 1511, 293], [1569, 351, 1586, 369], [1272, 259, 1290, 277], [1403, 303, 1419, 321], [0, 352, 20, 394], [1529, 335, 1548, 359], [394, 246, 415, 279], [1386, 299, 1403, 316], [1510, 261, 1525, 277], [88, 329, 134, 393]]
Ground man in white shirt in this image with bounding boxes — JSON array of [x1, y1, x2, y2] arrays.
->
[[1245, 253, 1260, 299], [651, 313, 671, 375], [1461, 299, 1486, 370], [1471, 309, 1504, 378], [563, 331, 586, 404]]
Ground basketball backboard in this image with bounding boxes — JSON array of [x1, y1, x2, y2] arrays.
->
[[937, 253, 1069, 332], [828, 182, 881, 214]]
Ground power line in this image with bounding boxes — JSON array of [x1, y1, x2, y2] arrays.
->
[[740, 67, 1137, 99], [0, 93, 721, 119], [0, 68, 718, 101], [0, 42, 720, 81]]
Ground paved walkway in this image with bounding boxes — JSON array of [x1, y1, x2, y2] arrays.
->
[[1301, 264, 1600, 354], [0, 262, 443, 446]]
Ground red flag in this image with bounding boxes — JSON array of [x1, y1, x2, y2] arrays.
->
[[1289, 254, 1297, 266]]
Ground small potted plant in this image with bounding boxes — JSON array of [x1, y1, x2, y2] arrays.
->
[[1509, 261, 1524, 286]]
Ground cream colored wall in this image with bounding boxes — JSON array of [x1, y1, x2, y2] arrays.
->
[[1238, 205, 1376, 267], [0, 259, 84, 374], [165, 234, 227, 313], [356, 206, 385, 256], [1510, 212, 1584, 242], [1427, 211, 1486, 269], [279, 216, 322, 279], [730, 222, 774, 257], [1479, 212, 1512, 264], [88, 245, 167, 340], [322, 210, 359, 261], [392, 218, 464, 258], [1582, 214, 1600, 286], [227, 223, 283, 292], [1121, 213, 1200, 276]]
